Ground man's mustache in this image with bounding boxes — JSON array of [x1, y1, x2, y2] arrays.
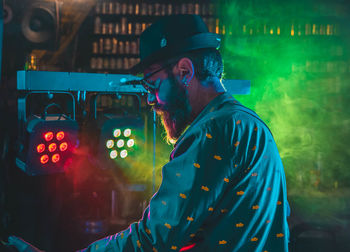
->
[[153, 104, 170, 113]]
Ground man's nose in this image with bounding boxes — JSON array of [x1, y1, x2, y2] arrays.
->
[[147, 93, 156, 106]]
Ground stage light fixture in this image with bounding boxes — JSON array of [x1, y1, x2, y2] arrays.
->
[[16, 114, 79, 176], [89, 93, 145, 168], [96, 114, 144, 166]]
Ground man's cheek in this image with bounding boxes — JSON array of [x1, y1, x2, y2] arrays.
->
[[157, 79, 173, 104]]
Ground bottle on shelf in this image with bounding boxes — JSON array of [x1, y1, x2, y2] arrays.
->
[[94, 17, 101, 34], [215, 18, 219, 34], [97, 57, 103, 69], [135, 3, 140, 15], [175, 4, 181, 14], [104, 38, 112, 54], [108, 23, 114, 34], [129, 58, 135, 68], [208, 18, 215, 33], [121, 3, 127, 15], [108, 2, 114, 14], [102, 2, 107, 14], [148, 4, 153, 15], [115, 23, 120, 34], [195, 3, 200, 15], [135, 23, 141, 35], [161, 4, 166, 16], [117, 58, 123, 69], [102, 23, 107, 34], [95, 2, 101, 14], [115, 2, 121, 15], [201, 3, 207, 16], [112, 38, 118, 54], [181, 3, 187, 14], [110, 58, 116, 69], [128, 3, 134, 15], [123, 58, 129, 70], [187, 3, 194, 14], [141, 3, 147, 15], [155, 3, 160, 16], [167, 3, 172, 15], [99, 38, 104, 54], [320, 24, 325, 35], [131, 41, 137, 55], [125, 41, 130, 54], [305, 23, 311, 35], [142, 23, 147, 32], [92, 42, 98, 54], [103, 57, 109, 69], [119, 41, 124, 54], [90, 57, 97, 69], [128, 22, 133, 34], [121, 17, 127, 34], [208, 3, 215, 15]]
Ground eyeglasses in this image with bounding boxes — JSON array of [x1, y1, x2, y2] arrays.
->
[[141, 66, 167, 93], [141, 60, 178, 93]]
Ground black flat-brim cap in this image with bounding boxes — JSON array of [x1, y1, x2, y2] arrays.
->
[[129, 14, 221, 75]]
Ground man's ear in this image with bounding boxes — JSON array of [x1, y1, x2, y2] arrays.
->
[[177, 57, 194, 83]]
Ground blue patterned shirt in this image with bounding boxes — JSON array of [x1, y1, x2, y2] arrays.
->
[[80, 93, 290, 252]]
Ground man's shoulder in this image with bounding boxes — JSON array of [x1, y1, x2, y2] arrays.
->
[[201, 101, 268, 130]]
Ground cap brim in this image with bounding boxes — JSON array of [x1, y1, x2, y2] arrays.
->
[[129, 33, 221, 75]]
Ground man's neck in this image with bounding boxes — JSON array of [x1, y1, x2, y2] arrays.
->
[[189, 79, 225, 123]]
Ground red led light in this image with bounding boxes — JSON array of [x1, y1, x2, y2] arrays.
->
[[59, 142, 68, 152], [40, 155, 49, 164], [52, 154, 60, 163], [44, 132, 54, 141], [36, 144, 45, 153], [48, 143, 57, 152], [56, 131, 65, 141]]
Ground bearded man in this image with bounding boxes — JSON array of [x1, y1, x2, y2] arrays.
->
[[8, 14, 290, 252]]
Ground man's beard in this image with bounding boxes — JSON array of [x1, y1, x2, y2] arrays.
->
[[153, 75, 192, 144]]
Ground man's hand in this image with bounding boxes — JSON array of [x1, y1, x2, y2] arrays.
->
[[7, 236, 43, 252]]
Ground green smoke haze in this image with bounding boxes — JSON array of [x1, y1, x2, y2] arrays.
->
[[220, 0, 350, 219]]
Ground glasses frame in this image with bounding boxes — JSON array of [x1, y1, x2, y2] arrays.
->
[[141, 60, 178, 93]]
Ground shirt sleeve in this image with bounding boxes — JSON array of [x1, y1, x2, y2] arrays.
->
[[79, 118, 242, 252]]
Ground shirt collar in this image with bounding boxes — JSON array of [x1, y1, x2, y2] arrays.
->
[[174, 92, 238, 147]]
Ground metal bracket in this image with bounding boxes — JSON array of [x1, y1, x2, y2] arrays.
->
[[17, 70, 250, 95]]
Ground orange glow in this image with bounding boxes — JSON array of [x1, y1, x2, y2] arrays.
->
[[37, 144, 45, 153], [59, 142, 68, 152], [40, 155, 49, 164], [44, 132, 54, 141], [52, 154, 60, 163], [215, 19, 219, 34], [48, 143, 57, 152], [56, 131, 65, 141]]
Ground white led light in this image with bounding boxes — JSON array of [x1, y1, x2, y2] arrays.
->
[[127, 139, 135, 148], [117, 139, 125, 148], [110, 150, 118, 159], [113, 129, 121, 138], [123, 128, 131, 137], [106, 140, 114, 149], [120, 150, 128, 158]]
